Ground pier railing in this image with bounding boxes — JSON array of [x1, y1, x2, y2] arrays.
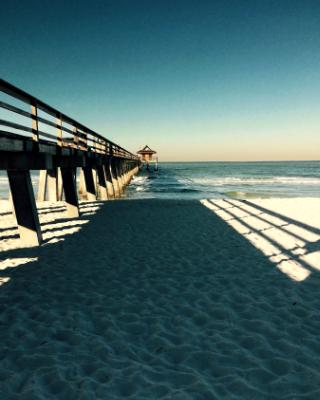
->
[[0, 79, 140, 246], [0, 78, 137, 159]]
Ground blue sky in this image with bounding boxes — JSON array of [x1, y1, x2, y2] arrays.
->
[[1, 0, 320, 160]]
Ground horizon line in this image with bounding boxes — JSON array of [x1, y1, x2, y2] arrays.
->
[[155, 159, 320, 163]]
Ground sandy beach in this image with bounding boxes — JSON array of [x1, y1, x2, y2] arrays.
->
[[1, 198, 320, 399]]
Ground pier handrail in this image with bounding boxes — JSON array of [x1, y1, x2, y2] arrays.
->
[[0, 78, 137, 160]]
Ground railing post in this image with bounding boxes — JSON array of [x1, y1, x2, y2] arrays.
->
[[56, 113, 63, 148], [84, 131, 88, 151], [73, 126, 79, 149], [31, 101, 39, 151]]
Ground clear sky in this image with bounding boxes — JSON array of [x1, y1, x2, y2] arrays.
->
[[1, 0, 320, 161]]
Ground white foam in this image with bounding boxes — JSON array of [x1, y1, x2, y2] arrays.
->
[[185, 176, 320, 186], [131, 176, 148, 185]]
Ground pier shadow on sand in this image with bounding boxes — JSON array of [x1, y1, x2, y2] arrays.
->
[[1, 199, 320, 399], [202, 198, 320, 282]]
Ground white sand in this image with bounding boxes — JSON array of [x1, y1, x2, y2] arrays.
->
[[1, 198, 320, 398], [202, 198, 320, 282]]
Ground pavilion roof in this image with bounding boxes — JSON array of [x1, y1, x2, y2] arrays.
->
[[137, 145, 157, 154]]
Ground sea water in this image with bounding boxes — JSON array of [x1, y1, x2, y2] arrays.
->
[[1, 161, 320, 200], [127, 161, 320, 200]]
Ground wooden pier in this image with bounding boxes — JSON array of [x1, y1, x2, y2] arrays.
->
[[0, 79, 140, 246]]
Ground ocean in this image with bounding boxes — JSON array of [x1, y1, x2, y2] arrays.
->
[[127, 161, 320, 200], [1, 161, 320, 200]]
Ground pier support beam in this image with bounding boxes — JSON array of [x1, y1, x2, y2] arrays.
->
[[127, 166, 132, 184], [110, 159, 120, 198], [115, 159, 124, 193], [38, 170, 47, 201], [82, 166, 96, 201], [93, 168, 98, 197], [122, 162, 128, 186], [96, 165, 108, 200], [57, 168, 63, 200], [125, 164, 132, 185], [37, 168, 63, 201], [131, 165, 138, 181], [104, 163, 115, 199], [61, 167, 80, 218], [126, 163, 131, 184], [47, 168, 59, 201], [7, 169, 42, 246], [79, 168, 87, 200]]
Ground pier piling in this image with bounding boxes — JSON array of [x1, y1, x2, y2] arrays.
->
[[104, 163, 115, 199], [61, 167, 80, 218], [7, 170, 42, 246], [82, 167, 97, 201], [96, 165, 108, 200]]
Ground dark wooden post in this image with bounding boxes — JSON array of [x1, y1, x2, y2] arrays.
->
[[115, 159, 124, 193], [123, 162, 128, 186], [104, 161, 115, 199], [110, 158, 120, 197], [37, 170, 47, 201], [82, 166, 96, 201], [7, 169, 42, 246], [130, 163, 137, 183], [73, 126, 79, 149], [79, 168, 87, 200], [124, 162, 130, 185], [56, 114, 63, 148], [121, 162, 126, 186], [61, 167, 80, 217], [31, 101, 39, 151], [96, 165, 108, 200], [57, 168, 63, 201], [37, 168, 62, 201], [126, 164, 132, 184], [47, 168, 59, 201]]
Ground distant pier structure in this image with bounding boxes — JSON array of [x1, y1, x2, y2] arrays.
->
[[137, 145, 158, 171]]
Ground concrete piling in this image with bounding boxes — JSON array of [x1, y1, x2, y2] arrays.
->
[[7, 169, 42, 246]]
